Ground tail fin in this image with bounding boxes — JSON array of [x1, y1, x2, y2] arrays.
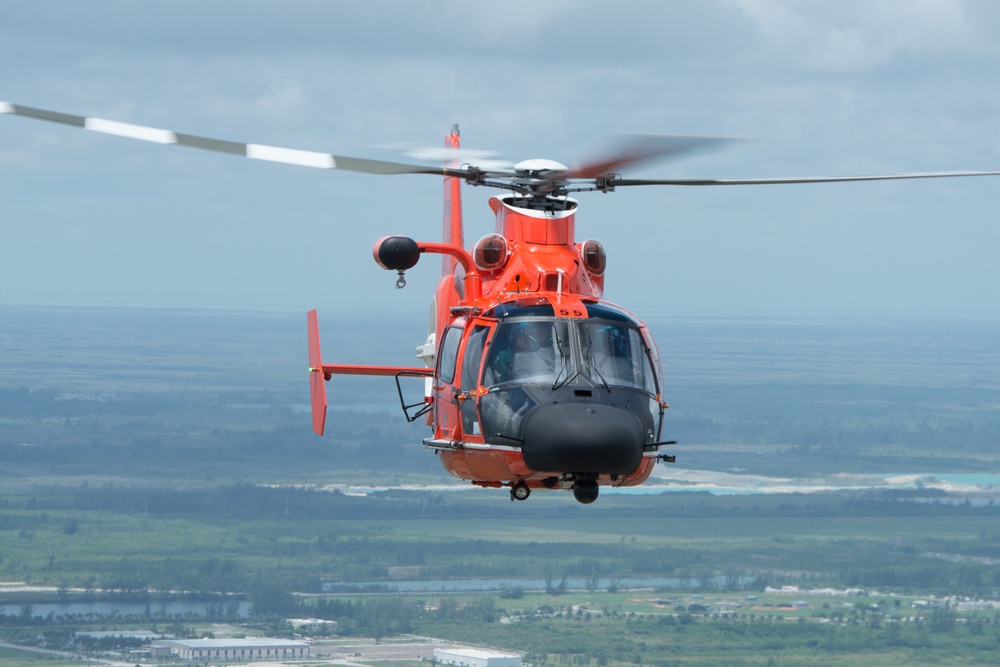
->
[[442, 123, 464, 263], [433, 124, 465, 340], [307, 309, 328, 435]]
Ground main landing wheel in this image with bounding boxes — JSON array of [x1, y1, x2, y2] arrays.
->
[[510, 482, 531, 501], [572, 480, 599, 504]]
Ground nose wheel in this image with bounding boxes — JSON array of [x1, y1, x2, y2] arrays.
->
[[572, 480, 599, 504], [510, 482, 531, 501]]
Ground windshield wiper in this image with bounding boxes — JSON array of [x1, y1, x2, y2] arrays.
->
[[583, 333, 611, 391], [550, 331, 574, 389]]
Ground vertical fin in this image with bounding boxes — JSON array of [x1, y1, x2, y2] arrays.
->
[[433, 124, 465, 340], [442, 123, 464, 271]]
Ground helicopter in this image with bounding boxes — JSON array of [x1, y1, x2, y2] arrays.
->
[[4, 100, 1000, 503]]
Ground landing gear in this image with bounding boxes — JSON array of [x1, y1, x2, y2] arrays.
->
[[510, 482, 531, 501], [572, 480, 599, 504], [507, 478, 600, 502]]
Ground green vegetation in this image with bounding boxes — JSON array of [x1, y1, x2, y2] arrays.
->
[[412, 594, 1000, 667], [1, 482, 1000, 597], [0, 645, 91, 667], [1, 305, 999, 665]]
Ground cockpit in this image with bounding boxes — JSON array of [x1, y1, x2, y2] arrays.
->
[[440, 301, 665, 475]]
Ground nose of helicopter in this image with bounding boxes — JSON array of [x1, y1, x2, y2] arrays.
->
[[520, 403, 645, 475]]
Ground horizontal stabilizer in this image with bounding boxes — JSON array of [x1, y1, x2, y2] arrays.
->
[[319, 364, 433, 377], [307, 310, 434, 436]]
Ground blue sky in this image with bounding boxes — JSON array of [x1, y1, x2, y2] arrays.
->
[[1, 1, 999, 319]]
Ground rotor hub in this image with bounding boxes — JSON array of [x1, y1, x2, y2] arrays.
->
[[513, 158, 569, 176]]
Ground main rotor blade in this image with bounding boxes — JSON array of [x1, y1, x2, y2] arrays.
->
[[0, 101, 475, 178], [564, 134, 734, 179], [609, 171, 1000, 187]]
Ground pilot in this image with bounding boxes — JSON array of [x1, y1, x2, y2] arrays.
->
[[508, 323, 555, 380], [490, 322, 555, 384], [481, 322, 560, 439], [590, 324, 638, 386]]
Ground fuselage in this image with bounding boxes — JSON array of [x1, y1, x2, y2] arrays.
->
[[421, 195, 669, 492]]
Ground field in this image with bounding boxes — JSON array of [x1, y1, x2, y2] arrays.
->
[[1, 482, 998, 592], [0, 643, 95, 667], [1, 304, 999, 665]]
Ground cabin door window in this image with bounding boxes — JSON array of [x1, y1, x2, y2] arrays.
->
[[459, 324, 490, 437]]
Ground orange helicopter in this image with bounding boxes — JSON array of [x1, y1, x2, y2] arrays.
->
[[5, 101, 1000, 503]]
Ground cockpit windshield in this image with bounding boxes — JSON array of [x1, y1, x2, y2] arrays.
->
[[579, 321, 657, 393], [485, 320, 566, 385], [483, 317, 657, 394], [475, 312, 662, 447]]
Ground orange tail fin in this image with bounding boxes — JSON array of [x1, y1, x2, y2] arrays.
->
[[307, 309, 328, 436], [442, 123, 464, 269]]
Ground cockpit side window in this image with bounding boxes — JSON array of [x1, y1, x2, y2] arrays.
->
[[461, 325, 490, 390], [437, 325, 462, 384], [459, 325, 490, 437], [482, 326, 512, 387], [640, 326, 662, 395]]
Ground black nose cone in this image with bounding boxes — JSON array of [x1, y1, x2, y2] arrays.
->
[[521, 403, 645, 475]]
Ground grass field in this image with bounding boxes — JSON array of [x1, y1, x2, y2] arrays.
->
[[0, 644, 95, 667]]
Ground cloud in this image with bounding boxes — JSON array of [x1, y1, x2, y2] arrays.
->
[[1, 1, 999, 316], [724, 0, 972, 71]]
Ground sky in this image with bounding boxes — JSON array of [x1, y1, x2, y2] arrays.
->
[[1, 0, 999, 321]]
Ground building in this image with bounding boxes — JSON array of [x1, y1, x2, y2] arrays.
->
[[151, 638, 309, 662], [434, 648, 522, 667]]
